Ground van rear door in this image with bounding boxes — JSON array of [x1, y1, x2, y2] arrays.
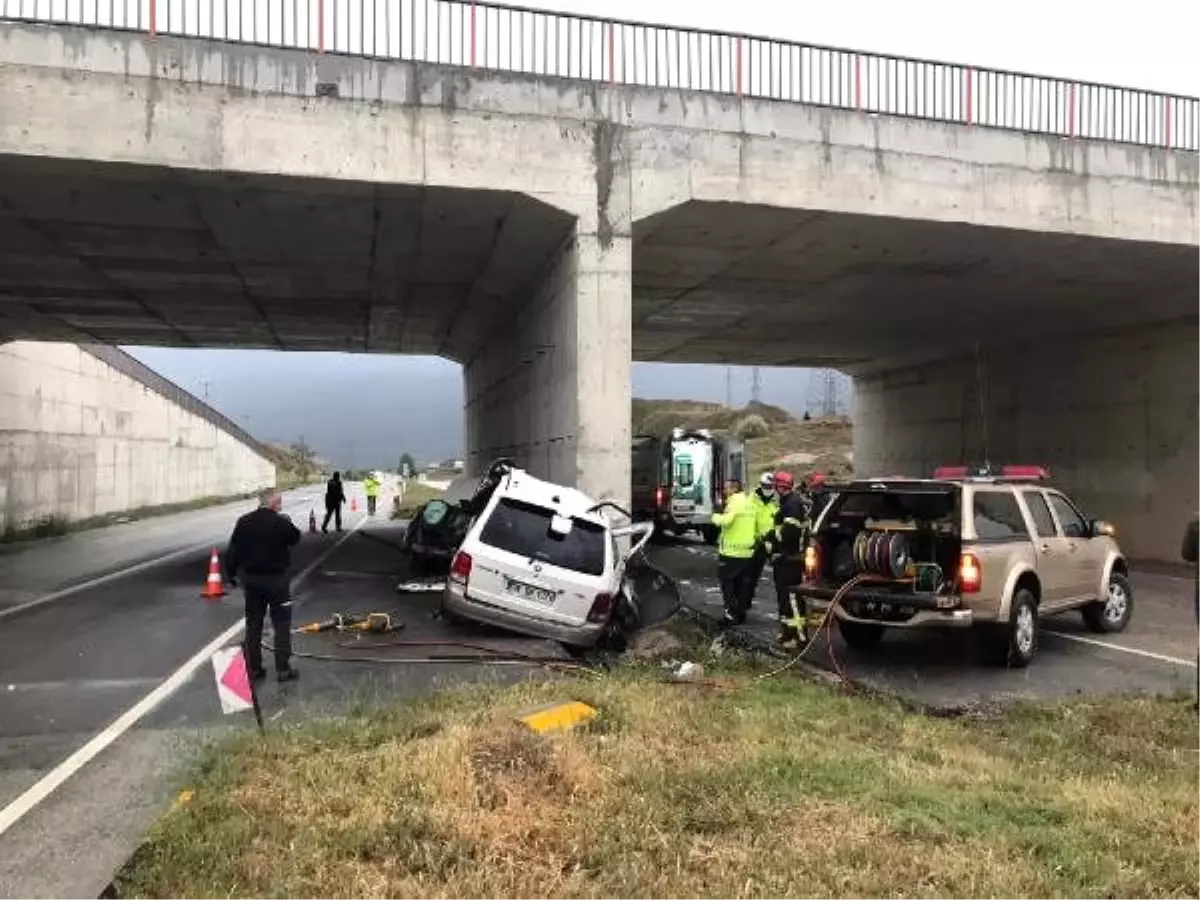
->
[[468, 497, 609, 626]]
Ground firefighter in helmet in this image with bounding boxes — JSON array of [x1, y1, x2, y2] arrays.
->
[[767, 470, 812, 649]]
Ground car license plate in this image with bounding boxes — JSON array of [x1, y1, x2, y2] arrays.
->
[[504, 576, 555, 606]]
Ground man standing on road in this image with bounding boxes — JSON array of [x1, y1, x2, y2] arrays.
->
[[225, 489, 302, 682], [711, 477, 757, 626], [364, 471, 381, 516], [769, 471, 812, 650], [322, 471, 346, 533], [746, 473, 779, 604]]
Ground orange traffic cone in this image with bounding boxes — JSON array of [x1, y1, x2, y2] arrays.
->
[[308, 509, 317, 533], [201, 547, 227, 600], [351, 497, 358, 513]]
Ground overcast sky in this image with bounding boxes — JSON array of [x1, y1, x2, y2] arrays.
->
[[127, 0, 1196, 467]]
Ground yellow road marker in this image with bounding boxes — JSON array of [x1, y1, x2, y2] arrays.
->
[[516, 701, 598, 733]]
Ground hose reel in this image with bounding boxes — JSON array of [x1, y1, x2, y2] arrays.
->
[[852, 530, 911, 579]]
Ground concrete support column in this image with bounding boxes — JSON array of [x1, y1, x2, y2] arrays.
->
[[462, 230, 632, 506], [853, 322, 1198, 561]]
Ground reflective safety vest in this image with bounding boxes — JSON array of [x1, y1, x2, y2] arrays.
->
[[749, 490, 779, 541], [711, 491, 757, 559], [364, 477, 380, 497]]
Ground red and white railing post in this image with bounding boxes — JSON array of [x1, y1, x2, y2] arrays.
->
[[607, 21, 614, 84], [317, 0, 325, 52], [148, 0, 156, 36], [1067, 83, 1076, 137], [469, 1, 477, 67], [963, 66, 973, 125], [854, 54, 862, 109], [735, 36, 743, 96]]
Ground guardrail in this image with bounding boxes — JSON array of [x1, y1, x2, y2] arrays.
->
[[2, 0, 1196, 150]]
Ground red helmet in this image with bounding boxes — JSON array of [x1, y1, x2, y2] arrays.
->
[[773, 471, 795, 492], [810, 472, 827, 487]]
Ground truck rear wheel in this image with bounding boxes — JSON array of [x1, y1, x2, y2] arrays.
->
[[980, 588, 1038, 668]]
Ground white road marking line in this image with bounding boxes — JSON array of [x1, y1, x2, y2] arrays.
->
[[0, 517, 366, 839], [0, 492, 315, 622], [1045, 631, 1197, 668], [0, 542, 216, 622]]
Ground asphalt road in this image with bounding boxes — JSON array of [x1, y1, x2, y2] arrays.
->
[[649, 537, 1199, 709], [0, 485, 565, 899]]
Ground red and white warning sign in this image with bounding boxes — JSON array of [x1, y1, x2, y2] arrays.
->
[[211, 646, 254, 715]]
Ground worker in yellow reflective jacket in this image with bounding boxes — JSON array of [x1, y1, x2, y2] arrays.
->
[[711, 477, 758, 626]]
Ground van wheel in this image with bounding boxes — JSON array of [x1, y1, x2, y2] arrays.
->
[[1082, 573, 1133, 633], [838, 620, 885, 650], [701, 525, 719, 546], [981, 589, 1038, 668]]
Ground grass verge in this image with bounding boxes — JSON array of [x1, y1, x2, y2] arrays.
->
[[113, 663, 1198, 898], [391, 482, 445, 520]]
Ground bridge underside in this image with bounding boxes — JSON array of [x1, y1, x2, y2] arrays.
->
[[0, 155, 574, 362], [633, 201, 1197, 375]]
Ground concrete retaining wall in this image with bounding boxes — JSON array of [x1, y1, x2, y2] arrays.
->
[[0, 341, 275, 533]]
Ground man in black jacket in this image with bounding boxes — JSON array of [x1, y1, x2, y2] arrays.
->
[[226, 489, 302, 681], [322, 471, 346, 533]]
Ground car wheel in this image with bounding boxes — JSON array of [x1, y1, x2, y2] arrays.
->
[[837, 619, 885, 650], [982, 588, 1038, 668], [701, 525, 720, 546], [1082, 572, 1134, 634]]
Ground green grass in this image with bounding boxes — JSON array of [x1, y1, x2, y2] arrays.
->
[[390, 482, 445, 520], [112, 658, 1198, 899]]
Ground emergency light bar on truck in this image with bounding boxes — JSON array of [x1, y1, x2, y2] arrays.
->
[[931, 464, 1050, 482]]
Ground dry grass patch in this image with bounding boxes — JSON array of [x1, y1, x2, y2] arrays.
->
[[114, 672, 1198, 898]]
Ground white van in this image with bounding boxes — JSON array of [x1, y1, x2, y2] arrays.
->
[[442, 465, 654, 648]]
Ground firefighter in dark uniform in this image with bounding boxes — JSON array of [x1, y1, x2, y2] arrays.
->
[[225, 489, 302, 682], [766, 471, 812, 650]]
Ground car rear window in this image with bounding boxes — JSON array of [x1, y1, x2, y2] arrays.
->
[[973, 491, 1030, 540], [478, 498, 607, 576]]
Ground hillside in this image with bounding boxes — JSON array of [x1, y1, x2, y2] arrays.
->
[[632, 398, 853, 481]]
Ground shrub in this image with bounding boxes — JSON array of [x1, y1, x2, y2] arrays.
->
[[733, 414, 769, 440]]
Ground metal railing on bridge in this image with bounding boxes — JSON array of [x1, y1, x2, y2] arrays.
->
[[3, 0, 1197, 151]]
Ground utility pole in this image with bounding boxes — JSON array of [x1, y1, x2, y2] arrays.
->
[[750, 367, 762, 404], [725, 366, 733, 408], [806, 368, 844, 417], [200, 379, 211, 401]]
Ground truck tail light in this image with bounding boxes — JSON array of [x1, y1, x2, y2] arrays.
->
[[586, 592, 613, 623], [654, 485, 666, 508], [803, 544, 820, 583], [450, 551, 472, 584], [958, 553, 982, 593]]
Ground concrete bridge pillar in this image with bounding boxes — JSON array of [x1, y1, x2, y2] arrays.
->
[[462, 231, 632, 506]]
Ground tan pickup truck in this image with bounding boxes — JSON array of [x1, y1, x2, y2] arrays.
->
[[796, 466, 1131, 667]]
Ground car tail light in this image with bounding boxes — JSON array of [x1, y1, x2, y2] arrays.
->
[[655, 485, 666, 508], [449, 551, 472, 583], [803, 544, 820, 582], [586, 592, 614, 623], [958, 553, 982, 593]]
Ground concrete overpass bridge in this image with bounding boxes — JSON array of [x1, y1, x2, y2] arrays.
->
[[0, 1, 1196, 558]]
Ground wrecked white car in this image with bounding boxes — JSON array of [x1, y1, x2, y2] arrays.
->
[[442, 460, 655, 648]]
